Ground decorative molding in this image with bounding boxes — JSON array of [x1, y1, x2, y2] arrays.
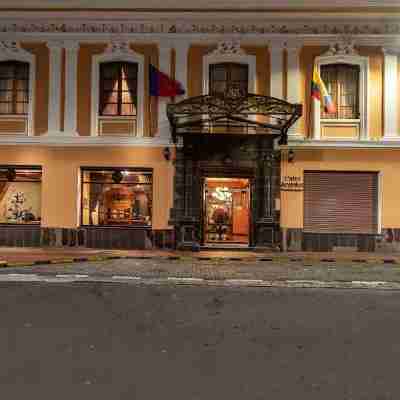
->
[[203, 40, 256, 95], [0, 135, 172, 147], [91, 42, 145, 137], [322, 36, 357, 56], [104, 40, 134, 55], [0, 40, 35, 136], [286, 139, 400, 149], [1, 20, 400, 35], [208, 40, 245, 56]]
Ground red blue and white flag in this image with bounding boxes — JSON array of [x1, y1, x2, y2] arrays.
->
[[311, 66, 336, 114], [149, 64, 185, 97]]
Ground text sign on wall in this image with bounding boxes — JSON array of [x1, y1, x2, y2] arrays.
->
[[280, 176, 304, 192]]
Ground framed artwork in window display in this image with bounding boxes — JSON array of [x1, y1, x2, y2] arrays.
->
[[0, 166, 42, 224]]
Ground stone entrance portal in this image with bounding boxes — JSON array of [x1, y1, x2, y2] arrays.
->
[[167, 92, 302, 250]]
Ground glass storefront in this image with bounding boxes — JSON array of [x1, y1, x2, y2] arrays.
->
[[0, 166, 42, 224], [81, 168, 152, 226]]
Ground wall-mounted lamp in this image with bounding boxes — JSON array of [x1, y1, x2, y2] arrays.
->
[[163, 147, 171, 161], [288, 149, 295, 163]]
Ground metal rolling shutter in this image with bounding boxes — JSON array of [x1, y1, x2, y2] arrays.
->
[[304, 172, 378, 234]]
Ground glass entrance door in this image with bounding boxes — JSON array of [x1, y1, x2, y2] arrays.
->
[[203, 178, 250, 245]]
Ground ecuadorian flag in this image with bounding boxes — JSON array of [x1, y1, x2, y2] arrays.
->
[[311, 66, 336, 114]]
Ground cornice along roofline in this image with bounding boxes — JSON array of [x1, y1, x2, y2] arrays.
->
[[1, 18, 400, 35]]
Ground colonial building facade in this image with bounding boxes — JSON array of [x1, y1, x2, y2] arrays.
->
[[0, 5, 399, 251]]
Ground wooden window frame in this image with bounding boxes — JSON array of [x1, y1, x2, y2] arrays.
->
[[320, 63, 360, 121], [209, 63, 249, 97], [0, 61, 29, 116], [99, 61, 138, 117]]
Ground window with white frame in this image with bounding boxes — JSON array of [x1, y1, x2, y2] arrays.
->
[[320, 63, 360, 120], [202, 41, 256, 95], [0, 41, 35, 136], [312, 49, 369, 141], [91, 43, 144, 137], [0, 61, 29, 115]]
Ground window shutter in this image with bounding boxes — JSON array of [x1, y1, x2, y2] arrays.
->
[[304, 172, 378, 234]]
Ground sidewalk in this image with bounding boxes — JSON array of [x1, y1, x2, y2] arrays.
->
[[0, 246, 400, 264], [1, 247, 400, 286]]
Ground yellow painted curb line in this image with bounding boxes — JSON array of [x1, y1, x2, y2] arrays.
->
[[7, 261, 35, 267], [51, 258, 74, 264]]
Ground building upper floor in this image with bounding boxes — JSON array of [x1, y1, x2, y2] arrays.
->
[[0, 8, 400, 147]]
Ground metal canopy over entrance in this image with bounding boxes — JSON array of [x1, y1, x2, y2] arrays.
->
[[167, 92, 302, 250], [167, 92, 302, 145]]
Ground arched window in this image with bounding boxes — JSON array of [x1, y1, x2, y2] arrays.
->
[[209, 63, 248, 96], [320, 63, 360, 120], [0, 61, 29, 115], [99, 62, 138, 117]]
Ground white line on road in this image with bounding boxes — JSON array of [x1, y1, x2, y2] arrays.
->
[[224, 279, 265, 285], [112, 276, 142, 280], [167, 277, 205, 283]]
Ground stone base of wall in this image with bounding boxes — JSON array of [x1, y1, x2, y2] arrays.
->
[[375, 229, 400, 253], [41, 227, 86, 247], [0, 226, 175, 250], [150, 229, 175, 249], [286, 230, 377, 252], [0, 224, 41, 247]]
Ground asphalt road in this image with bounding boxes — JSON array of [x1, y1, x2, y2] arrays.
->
[[1, 283, 399, 399]]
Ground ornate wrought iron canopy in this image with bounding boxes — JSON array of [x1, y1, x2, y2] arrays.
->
[[167, 92, 302, 145]]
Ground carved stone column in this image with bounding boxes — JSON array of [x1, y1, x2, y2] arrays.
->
[[64, 41, 79, 136], [286, 42, 303, 138], [157, 42, 172, 140], [174, 41, 190, 99], [269, 40, 285, 99], [383, 47, 399, 140], [46, 40, 63, 135]]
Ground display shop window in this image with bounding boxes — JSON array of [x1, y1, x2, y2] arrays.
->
[[81, 168, 152, 226], [320, 63, 360, 120], [0, 166, 42, 224], [0, 61, 29, 115]]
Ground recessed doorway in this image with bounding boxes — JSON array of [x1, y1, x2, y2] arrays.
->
[[203, 177, 250, 246]]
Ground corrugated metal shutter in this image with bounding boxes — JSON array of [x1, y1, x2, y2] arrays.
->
[[304, 172, 378, 234]]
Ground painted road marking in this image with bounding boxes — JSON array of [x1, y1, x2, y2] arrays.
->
[[167, 277, 205, 283], [0, 274, 399, 290], [112, 276, 141, 280]]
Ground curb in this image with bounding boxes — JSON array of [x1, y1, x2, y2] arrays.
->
[[0, 254, 400, 268]]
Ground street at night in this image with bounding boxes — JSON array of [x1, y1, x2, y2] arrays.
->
[[1, 282, 399, 399]]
